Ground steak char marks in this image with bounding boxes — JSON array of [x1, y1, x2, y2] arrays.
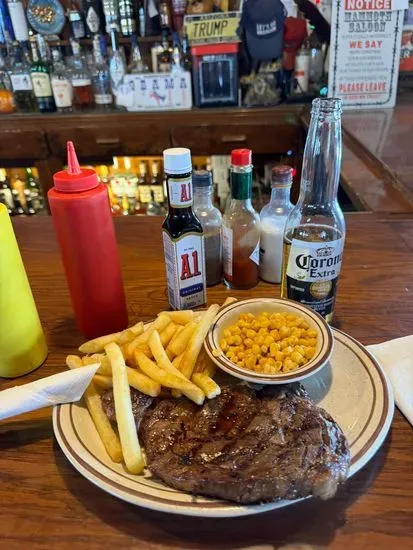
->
[[101, 384, 350, 504]]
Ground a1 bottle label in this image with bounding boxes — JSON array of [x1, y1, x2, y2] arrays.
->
[[162, 231, 206, 310], [167, 177, 193, 208], [285, 238, 344, 318]]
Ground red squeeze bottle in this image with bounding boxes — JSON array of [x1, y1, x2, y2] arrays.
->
[[48, 141, 128, 338]]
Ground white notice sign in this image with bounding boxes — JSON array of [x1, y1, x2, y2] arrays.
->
[[328, 0, 406, 109]]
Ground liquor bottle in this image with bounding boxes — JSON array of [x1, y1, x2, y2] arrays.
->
[[48, 141, 128, 338], [68, 1, 86, 39], [181, 32, 191, 72], [51, 48, 73, 112], [0, 168, 15, 214], [11, 188, 24, 214], [118, 0, 136, 36], [294, 37, 310, 94], [8, 42, 36, 112], [158, 30, 171, 73], [0, 203, 48, 377], [146, 189, 163, 215], [7, 0, 28, 41], [0, 0, 15, 42], [162, 147, 206, 310], [193, 170, 222, 286], [102, 0, 118, 31], [281, 98, 345, 322], [128, 33, 149, 73], [0, 48, 15, 113], [108, 24, 126, 100], [171, 31, 181, 73], [25, 167, 43, 212], [259, 166, 294, 284], [70, 38, 94, 109], [171, 0, 186, 33], [123, 156, 138, 213], [138, 3, 145, 36], [92, 34, 113, 108], [30, 36, 56, 113], [24, 189, 36, 215], [82, 0, 105, 35], [308, 30, 323, 86], [159, 0, 171, 30], [222, 149, 260, 290]]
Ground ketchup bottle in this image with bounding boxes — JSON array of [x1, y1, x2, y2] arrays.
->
[[48, 142, 128, 338]]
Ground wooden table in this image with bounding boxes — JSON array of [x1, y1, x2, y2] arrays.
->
[[1, 214, 413, 550]]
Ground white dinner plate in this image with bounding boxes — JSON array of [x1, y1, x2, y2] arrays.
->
[[53, 328, 394, 518]]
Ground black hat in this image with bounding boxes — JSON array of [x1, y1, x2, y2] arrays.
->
[[241, 0, 286, 61]]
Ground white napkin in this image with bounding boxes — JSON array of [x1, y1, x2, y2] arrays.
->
[[368, 336, 413, 426], [0, 364, 99, 421]]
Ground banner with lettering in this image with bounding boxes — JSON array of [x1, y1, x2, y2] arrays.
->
[[328, 0, 407, 108]]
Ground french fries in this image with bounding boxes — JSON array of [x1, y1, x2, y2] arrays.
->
[[93, 368, 161, 397], [106, 343, 145, 474], [163, 310, 194, 325], [93, 374, 113, 390], [79, 321, 144, 354], [193, 348, 216, 377], [167, 320, 197, 357], [82, 354, 112, 376], [136, 350, 204, 405], [125, 313, 171, 358], [192, 373, 221, 399], [66, 355, 123, 463], [179, 304, 220, 380]]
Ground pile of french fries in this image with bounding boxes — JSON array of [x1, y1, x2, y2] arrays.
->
[[66, 298, 236, 474]]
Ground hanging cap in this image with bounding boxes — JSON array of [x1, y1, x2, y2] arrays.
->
[[53, 142, 99, 193], [163, 148, 192, 175], [192, 170, 213, 188], [271, 165, 293, 187], [231, 149, 252, 166]]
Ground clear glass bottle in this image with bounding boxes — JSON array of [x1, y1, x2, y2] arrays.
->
[[118, 0, 135, 36], [69, 1, 86, 39], [281, 98, 345, 322], [223, 149, 260, 290], [30, 35, 56, 113], [193, 170, 222, 287], [158, 30, 171, 73], [259, 166, 294, 284], [8, 42, 35, 112], [7, 0, 28, 41], [108, 24, 126, 103], [146, 189, 163, 215], [25, 167, 44, 212], [70, 38, 94, 110], [128, 33, 149, 73], [51, 48, 73, 112], [92, 34, 113, 109]]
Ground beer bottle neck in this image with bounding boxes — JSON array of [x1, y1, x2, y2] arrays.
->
[[299, 99, 342, 208]]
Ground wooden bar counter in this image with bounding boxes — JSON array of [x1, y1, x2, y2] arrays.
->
[[1, 214, 413, 550]]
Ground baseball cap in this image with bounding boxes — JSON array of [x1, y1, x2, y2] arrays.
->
[[241, 0, 286, 61]]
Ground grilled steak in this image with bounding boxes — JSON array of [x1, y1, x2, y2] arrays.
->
[[101, 384, 350, 504]]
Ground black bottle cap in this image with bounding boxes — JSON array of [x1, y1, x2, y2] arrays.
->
[[192, 170, 212, 188]]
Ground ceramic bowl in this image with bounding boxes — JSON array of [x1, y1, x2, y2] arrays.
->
[[204, 298, 333, 384]]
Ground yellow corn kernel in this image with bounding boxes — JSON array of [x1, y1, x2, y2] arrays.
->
[[304, 347, 316, 359], [255, 334, 265, 346], [298, 338, 310, 346], [245, 355, 257, 369], [290, 351, 304, 364], [283, 346, 294, 356], [279, 325, 291, 338], [283, 357, 297, 370], [307, 328, 318, 338], [264, 335, 274, 347], [246, 329, 256, 339], [261, 311, 270, 317], [220, 339, 228, 352], [251, 321, 260, 331], [269, 342, 279, 357], [261, 344, 268, 354], [233, 335, 242, 346], [226, 336, 235, 345], [237, 351, 246, 360], [274, 361, 283, 371], [308, 338, 317, 347], [244, 338, 253, 348], [270, 329, 281, 341], [300, 321, 309, 330], [223, 329, 231, 338], [251, 344, 261, 355], [279, 340, 288, 350], [259, 357, 267, 365], [275, 351, 284, 362]]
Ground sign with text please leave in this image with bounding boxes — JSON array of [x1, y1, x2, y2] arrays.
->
[[328, 0, 408, 108]]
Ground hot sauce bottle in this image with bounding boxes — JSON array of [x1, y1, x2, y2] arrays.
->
[[162, 147, 207, 310], [223, 149, 260, 289], [48, 141, 128, 338]]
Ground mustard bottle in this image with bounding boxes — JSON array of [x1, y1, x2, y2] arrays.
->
[[0, 204, 48, 378]]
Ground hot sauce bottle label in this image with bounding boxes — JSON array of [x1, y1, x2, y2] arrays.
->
[[167, 176, 193, 208], [285, 238, 344, 317], [249, 240, 260, 265], [222, 225, 233, 280], [162, 230, 206, 310]]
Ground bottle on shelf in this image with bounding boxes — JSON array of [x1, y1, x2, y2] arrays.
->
[[118, 0, 136, 36], [102, 0, 118, 31], [281, 98, 345, 322], [10, 170, 27, 210], [259, 165, 294, 284], [70, 38, 94, 109], [0, 0, 15, 42], [123, 156, 138, 213], [158, 30, 172, 72], [181, 32, 192, 72], [159, 0, 171, 30], [171, 0, 186, 33], [0, 203, 48, 377], [30, 36, 56, 113], [0, 168, 15, 214], [308, 30, 324, 87], [0, 50, 15, 113], [171, 31, 182, 73], [121, 193, 129, 215], [294, 37, 310, 94], [82, 0, 105, 36], [138, 2, 145, 36], [11, 188, 24, 214], [193, 170, 223, 287], [128, 33, 149, 73], [146, 189, 163, 215], [68, 0, 86, 39], [51, 48, 74, 112], [8, 42, 37, 112], [25, 167, 44, 212], [24, 190, 36, 215], [108, 24, 126, 102], [48, 141, 129, 338], [7, 0, 28, 42], [92, 34, 113, 108], [223, 149, 260, 290], [162, 147, 207, 310]]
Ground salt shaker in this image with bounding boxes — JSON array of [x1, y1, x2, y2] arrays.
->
[[259, 166, 294, 283]]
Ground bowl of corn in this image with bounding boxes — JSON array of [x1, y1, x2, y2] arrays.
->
[[204, 298, 333, 384]]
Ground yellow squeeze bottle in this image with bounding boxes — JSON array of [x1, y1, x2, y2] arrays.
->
[[0, 204, 48, 378]]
